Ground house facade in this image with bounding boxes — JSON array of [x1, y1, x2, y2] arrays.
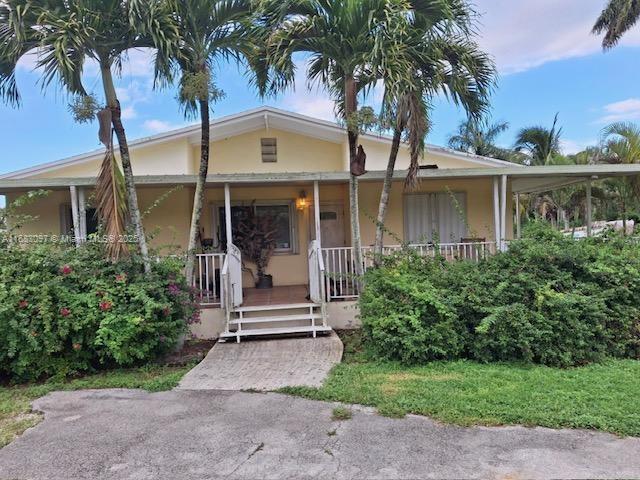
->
[[4, 107, 635, 340]]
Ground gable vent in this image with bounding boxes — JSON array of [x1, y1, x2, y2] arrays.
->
[[261, 138, 277, 162]]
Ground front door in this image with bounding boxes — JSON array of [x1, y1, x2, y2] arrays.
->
[[315, 203, 346, 247]]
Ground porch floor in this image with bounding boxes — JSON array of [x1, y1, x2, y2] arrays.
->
[[241, 284, 311, 307]]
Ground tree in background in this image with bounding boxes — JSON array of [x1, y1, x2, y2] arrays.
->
[[513, 114, 563, 166], [447, 117, 510, 160], [600, 122, 640, 231], [593, 0, 640, 49], [0, 0, 179, 271]]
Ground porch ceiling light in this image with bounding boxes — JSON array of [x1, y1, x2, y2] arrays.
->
[[296, 190, 308, 210]]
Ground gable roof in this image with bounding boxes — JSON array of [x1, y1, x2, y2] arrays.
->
[[0, 106, 515, 179]]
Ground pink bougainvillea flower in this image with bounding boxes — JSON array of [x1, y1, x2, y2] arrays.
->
[[167, 283, 180, 295], [18, 299, 28, 309], [99, 300, 113, 312], [60, 307, 71, 317], [60, 265, 73, 275], [72, 343, 82, 351], [115, 273, 127, 282]]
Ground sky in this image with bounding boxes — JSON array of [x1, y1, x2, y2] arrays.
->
[[2, 0, 640, 177]]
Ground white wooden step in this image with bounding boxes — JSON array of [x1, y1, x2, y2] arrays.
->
[[229, 314, 322, 325], [235, 303, 320, 313], [220, 325, 332, 339]]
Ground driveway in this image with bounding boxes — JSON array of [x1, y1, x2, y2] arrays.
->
[[1, 389, 639, 479]]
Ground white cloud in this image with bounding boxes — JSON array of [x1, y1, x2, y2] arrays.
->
[[143, 119, 177, 133], [595, 98, 640, 124], [561, 138, 597, 155], [276, 59, 337, 121], [475, 0, 640, 74], [121, 106, 137, 120]]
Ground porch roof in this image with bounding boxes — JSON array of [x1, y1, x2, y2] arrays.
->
[[1, 164, 639, 193]]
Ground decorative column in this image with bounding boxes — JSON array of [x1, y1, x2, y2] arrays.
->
[[69, 186, 81, 247], [500, 175, 507, 251], [492, 177, 500, 250], [78, 187, 87, 243], [515, 193, 521, 240], [586, 179, 592, 237], [313, 180, 321, 247], [224, 183, 232, 249]]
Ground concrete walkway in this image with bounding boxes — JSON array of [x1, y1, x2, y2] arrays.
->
[[1, 389, 638, 480], [177, 332, 343, 391]]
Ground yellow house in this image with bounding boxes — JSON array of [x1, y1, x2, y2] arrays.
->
[[3, 107, 638, 340]]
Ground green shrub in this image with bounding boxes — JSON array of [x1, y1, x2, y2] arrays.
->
[[0, 242, 197, 382], [361, 252, 465, 364], [360, 223, 640, 367]]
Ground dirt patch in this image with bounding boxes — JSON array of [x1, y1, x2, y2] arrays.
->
[[164, 339, 216, 366]]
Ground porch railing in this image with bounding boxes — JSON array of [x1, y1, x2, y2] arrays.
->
[[194, 253, 226, 306], [322, 241, 497, 301]]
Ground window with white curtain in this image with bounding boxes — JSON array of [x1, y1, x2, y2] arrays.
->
[[403, 192, 467, 244]]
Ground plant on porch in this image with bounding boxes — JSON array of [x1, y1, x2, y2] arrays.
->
[[234, 207, 278, 289]]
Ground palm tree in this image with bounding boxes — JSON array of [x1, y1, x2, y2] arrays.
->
[[373, 1, 495, 259], [448, 118, 510, 160], [600, 122, 640, 231], [263, 0, 413, 282], [514, 114, 563, 166], [593, 0, 640, 49], [159, 0, 268, 283], [0, 0, 178, 272]]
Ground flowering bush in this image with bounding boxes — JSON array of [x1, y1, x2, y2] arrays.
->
[[0, 242, 198, 381], [361, 223, 640, 367]]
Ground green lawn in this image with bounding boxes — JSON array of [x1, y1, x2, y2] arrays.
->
[[0, 364, 192, 448], [281, 332, 640, 437]]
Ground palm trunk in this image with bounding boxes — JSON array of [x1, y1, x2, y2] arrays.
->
[[100, 62, 151, 274], [344, 74, 364, 285], [185, 96, 210, 285], [374, 124, 403, 265]]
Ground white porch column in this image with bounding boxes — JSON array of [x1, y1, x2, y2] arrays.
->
[[69, 185, 81, 247], [515, 193, 521, 239], [586, 179, 592, 237], [492, 177, 500, 250], [224, 182, 232, 249], [78, 187, 87, 243], [500, 175, 507, 251], [313, 180, 321, 247]]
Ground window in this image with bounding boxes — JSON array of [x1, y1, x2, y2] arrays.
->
[[261, 138, 277, 162], [216, 201, 296, 253], [404, 192, 467, 243], [60, 205, 99, 236]]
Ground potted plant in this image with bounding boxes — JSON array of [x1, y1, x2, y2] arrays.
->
[[235, 206, 277, 289]]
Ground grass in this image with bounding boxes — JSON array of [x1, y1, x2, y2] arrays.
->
[[280, 331, 640, 437], [0, 363, 193, 448], [331, 406, 352, 421]]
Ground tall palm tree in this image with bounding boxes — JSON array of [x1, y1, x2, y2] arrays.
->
[[593, 0, 640, 49], [0, 0, 178, 272], [600, 122, 640, 230], [159, 0, 270, 283], [448, 118, 510, 160], [263, 0, 413, 282], [514, 114, 563, 166], [373, 0, 495, 259]]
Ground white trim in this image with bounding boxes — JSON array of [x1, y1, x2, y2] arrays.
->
[[0, 106, 514, 180]]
